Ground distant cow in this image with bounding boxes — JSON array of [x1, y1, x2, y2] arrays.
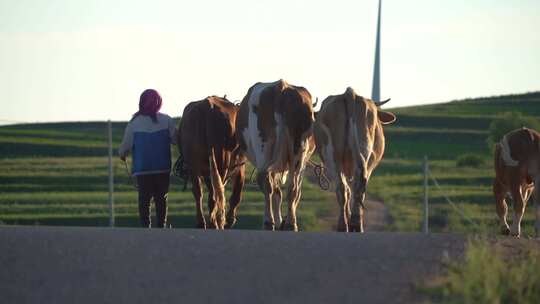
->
[[314, 88, 396, 232], [236, 80, 315, 231], [493, 127, 540, 237], [178, 96, 245, 229]]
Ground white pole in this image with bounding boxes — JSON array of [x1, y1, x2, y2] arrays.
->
[[423, 155, 429, 234], [371, 0, 382, 103], [108, 120, 115, 227]]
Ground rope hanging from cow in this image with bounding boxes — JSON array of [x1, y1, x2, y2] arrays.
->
[[247, 167, 259, 185], [223, 160, 246, 185], [173, 154, 190, 191], [245, 160, 330, 190], [122, 159, 138, 190], [307, 160, 331, 191], [173, 152, 247, 190]]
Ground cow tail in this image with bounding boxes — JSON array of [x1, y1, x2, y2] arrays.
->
[[500, 135, 518, 167], [173, 123, 190, 191], [209, 147, 226, 229], [343, 88, 352, 151], [344, 88, 367, 181], [494, 142, 503, 172]]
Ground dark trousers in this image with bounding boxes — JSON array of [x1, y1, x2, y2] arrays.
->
[[136, 173, 170, 228]]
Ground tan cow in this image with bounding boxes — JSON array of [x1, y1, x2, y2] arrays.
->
[[493, 127, 540, 237], [178, 96, 245, 230], [236, 79, 315, 231], [314, 88, 396, 232]]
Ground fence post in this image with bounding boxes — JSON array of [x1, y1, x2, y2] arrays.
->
[[108, 120, 115, 227], [423, 155, 429, 234]]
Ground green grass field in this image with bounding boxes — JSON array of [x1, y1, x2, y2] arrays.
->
[[0, 122, 334, 231], [376, 92, 540, 235], [1, 91, 539, 233]]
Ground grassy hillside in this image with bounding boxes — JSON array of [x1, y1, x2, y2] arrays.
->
[[370, 91, 540, 235], [1, 91, 539, 233]]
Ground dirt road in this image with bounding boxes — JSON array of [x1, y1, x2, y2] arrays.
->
[[0, 226, 464, 304]]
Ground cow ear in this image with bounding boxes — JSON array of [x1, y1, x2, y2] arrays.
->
[[378, 111, 396, 125]]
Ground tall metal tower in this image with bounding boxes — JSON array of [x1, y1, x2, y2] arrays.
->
[[371, 0, 382, 102]]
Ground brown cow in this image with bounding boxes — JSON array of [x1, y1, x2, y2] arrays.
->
[[236, 80, 315, 231], [314, 88, 396, 232], [178, 96, 245, 229], [493, 127, 540, 237]]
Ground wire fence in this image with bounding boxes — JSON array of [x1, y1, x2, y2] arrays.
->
[[1, 118, 488, 231], [422, 156, 480, 233]]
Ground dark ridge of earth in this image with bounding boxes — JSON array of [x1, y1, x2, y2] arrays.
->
[[0, 226, 465, 304]]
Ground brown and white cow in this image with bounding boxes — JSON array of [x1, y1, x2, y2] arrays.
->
[[493, 127, 540, 237], [178, 96, 245, 229], [314, 87, 396, 232], [236, 80, 315, 231]]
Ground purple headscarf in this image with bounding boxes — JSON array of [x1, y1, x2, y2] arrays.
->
[[132, 89, 162, 122]]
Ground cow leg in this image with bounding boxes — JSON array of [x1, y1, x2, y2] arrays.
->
[[336, 174, 350, 232], [283, 147, 312, 232], [204, 176, 218, 229], [272, 175, 284, 230], [345, 182, 352, 227], [257, 170, 275, 230], [522, 184, 533, 204], [192, 176, 206, 229], [493, 179, 510, 235], [350, 193, 366, 233], [283, 162, 307, 232], [522, 184, 535, 235], [282, 173, 299, 231], [536, 196, 540, 238], [509, 184, 526, 238], [285, 172, 303, 231], [350, 170, 367, 233], [225, 166, 245, 229], [534, 177, 540, 237]]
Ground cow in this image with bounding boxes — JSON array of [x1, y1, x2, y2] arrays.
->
[[493, 127, 540, 237], [177, 96, 246, 230], [236, 79, 315, 231], [313, 87, 396, 232]]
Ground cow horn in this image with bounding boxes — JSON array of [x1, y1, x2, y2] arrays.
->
[[374, 98, 391, 107], [313, 97, 319, 108]]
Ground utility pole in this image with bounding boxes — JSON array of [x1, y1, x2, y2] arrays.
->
[[108, 120, 115, 227], [423, 156, 429, 234], [371, 0, 382, 103]]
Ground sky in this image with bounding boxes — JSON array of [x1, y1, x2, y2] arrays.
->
[[0, 0, 539, 124]]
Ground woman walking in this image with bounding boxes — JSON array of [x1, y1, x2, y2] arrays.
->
[[119, 89, 177, 228]]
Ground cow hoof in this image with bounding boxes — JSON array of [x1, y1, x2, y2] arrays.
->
[[510, 229, 520, 238], [348, 224, 363, 233], [337, 225, 348, 232], [280, 223, 298, 232], [510, 226, 521, 238], [500, 226, 510, 235], [225, 217, 237, 229], [263, 222, 275, 231], [278, 220, 288, 231], [207, 220, 218, 229]]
